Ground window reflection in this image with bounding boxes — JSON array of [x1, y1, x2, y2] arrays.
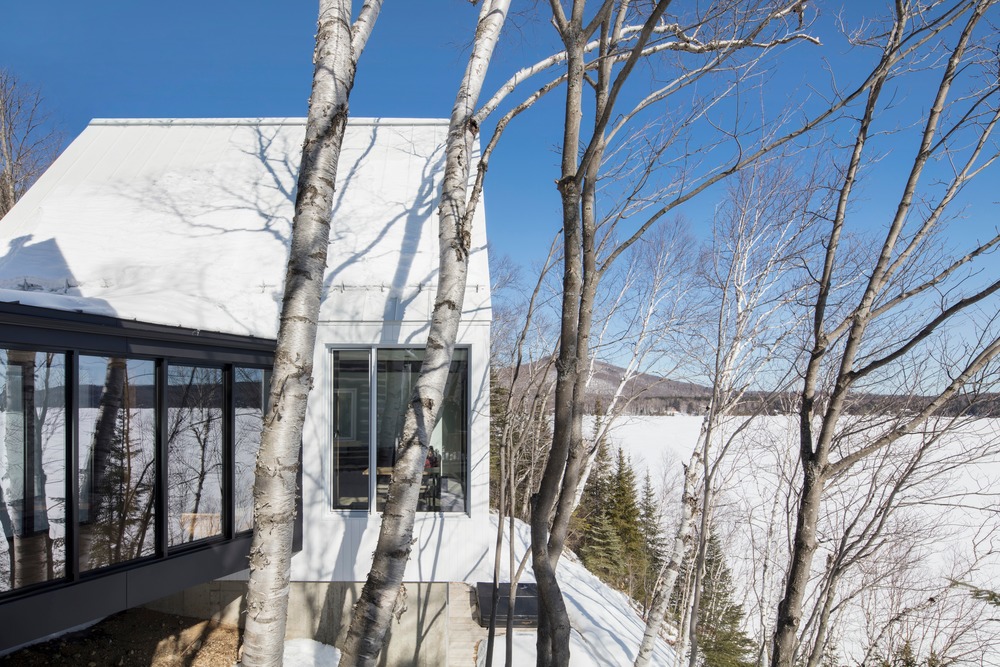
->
[[77, 356, 156, 571], [0, 350, 66, 592], [234, 367, 267, 532], [331, 350, 371, 510], [167, 366, 223, 545]]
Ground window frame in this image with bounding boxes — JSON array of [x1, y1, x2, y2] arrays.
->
[[327, 344, 472, 516], [0, 302, 279, 603]]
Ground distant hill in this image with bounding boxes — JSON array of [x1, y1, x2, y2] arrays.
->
[[498, 358, 712, 416], [581, 359, 711, 415], [498, 358, 1000, 417]]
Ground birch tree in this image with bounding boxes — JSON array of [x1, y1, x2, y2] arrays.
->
[[504, 5, 819, 662], [0, 70, 60, 219], [637, 158, 816, 667], [771, 2, 1000, 664], [337, 1, 513, 664], [240, 2, 382, 665]]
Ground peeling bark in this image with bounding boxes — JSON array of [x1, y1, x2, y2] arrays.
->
[[338, 2, 510, 666], [240, 2, 382, 666]]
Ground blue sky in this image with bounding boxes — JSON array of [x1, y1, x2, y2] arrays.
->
[[1, 1, 569, 263], [3, 2, 998, 282]]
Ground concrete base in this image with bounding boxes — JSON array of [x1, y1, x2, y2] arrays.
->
[[146, 580, 452, 666]]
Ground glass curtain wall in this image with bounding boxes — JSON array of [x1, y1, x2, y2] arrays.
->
[[77, 356, 156, 571], [0, 340, 270, 600], [166, 366, 224, 546], [0, 350, 67, 593]]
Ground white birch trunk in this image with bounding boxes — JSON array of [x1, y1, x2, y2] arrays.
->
[[240, 2, 382, 665], [337, 2, 510, 665], [633, 441, 703, 667]]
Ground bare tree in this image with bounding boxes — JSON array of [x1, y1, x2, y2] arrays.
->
[[638, 157, 816, 666], [494, 4, 821, 663], [771, 2, 1000, 665], [337, 2, 512, 665], [0, 70, 60, 218], [239, 2, 383, 665]]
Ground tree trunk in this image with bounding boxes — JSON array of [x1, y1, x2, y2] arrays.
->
[[634, 443, 702, 667], [240, 2, 381, 665], [338, 2, 509, 665], [770, 457, 823, 666]]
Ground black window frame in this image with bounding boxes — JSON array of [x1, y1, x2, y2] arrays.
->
[[328, 344, 471, 516], [0, 302, 288, 652]]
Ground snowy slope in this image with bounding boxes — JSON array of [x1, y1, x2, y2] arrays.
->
[[473, 516, 675, 667]]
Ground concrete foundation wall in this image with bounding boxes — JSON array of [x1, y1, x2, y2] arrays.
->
[[146, 580, 450, 667]]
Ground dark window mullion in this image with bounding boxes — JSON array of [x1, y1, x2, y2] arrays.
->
[[65, 351, 79, 582], [155, 359, 168, 558], [222, 365, 235, 540]]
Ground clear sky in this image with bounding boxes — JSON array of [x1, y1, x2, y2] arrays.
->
[[3, 2, 998, 281], [0, 1, 569, 264]]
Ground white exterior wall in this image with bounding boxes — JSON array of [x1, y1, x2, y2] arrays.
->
[[0, 117, 494, 585], [293, 305, 491, 584]]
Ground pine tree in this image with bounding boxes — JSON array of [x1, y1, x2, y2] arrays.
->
[[488, 368, 509, 510], [697, 533, 754, 667], [639, 472, 665, 566], [638, 471, 665, 612], [607, 448, 646, 596], [579, 510, 625, 581], [569, 431, 613, 552]]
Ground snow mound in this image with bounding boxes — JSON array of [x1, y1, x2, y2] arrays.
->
[[282, 638, 341, 665], [475, 516, 674, 666]]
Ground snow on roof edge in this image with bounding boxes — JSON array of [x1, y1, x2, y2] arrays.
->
[[88, 117, 450, 128]]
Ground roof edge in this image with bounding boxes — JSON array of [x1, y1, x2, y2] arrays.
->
[[88, 117, 449, 127]]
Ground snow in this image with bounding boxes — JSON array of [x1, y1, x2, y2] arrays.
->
[[473, 516, 675, 667], [0, 118, 490, 339], [281, 639, 341, 665], [253, 525, 675, 667], [594, 414, 1000, 664]]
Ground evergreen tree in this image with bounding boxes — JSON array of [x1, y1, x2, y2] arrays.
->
[[488, 368, 509, 510], [638, 471, 666, 612], [569, 429, 613, 552], [607, 448, 646, 596], [639, 472, 665, 566], [696, 533, 754, 667], [609, 448, 644, 556], [579, 510, 626, 581]]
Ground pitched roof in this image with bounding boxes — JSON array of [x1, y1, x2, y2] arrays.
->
[[0, 118, 490, 339]]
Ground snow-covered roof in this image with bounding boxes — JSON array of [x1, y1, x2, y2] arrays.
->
[[0, 117, 490, 339]]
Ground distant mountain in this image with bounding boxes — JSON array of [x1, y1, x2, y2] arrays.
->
[[498, 358, 1000, 417], [498, 358, 712, 416]]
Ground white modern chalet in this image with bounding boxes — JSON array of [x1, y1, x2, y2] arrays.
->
[[0, 118, 492, 659]]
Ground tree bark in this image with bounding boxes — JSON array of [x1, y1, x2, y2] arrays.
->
[[240, 2, 382, 665], [634, 442, 702, 667], [338, 2, 510, 665]]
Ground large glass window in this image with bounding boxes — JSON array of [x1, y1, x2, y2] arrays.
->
[[234, 367, 268, 532], [77, 356, 156, 571], [166, 365, 224, 546], [0, 316, 273, 603], [331, 348, 468, 513], [331, 350, 371, 510], [0, 350, 66, 592]]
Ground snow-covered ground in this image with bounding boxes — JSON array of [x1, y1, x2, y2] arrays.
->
[[274, 511, 675, 666], [593, 414, 1000, 665], [473, 516, 675, 667], [282, 639, 341, 665]]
